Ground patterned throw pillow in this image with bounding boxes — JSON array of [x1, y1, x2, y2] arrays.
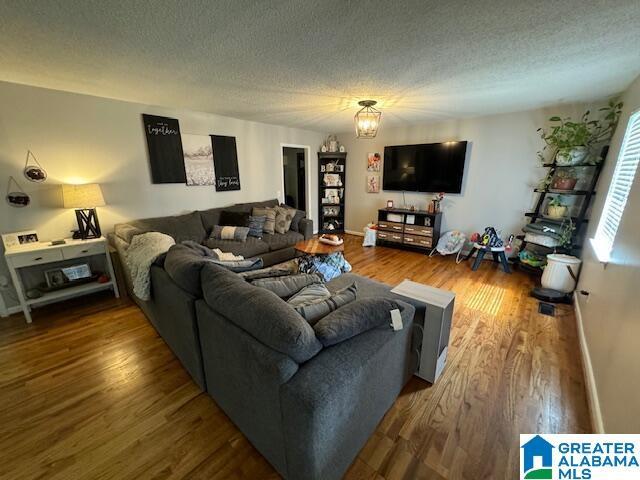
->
[[281, 204, 305, 232], [273, 206, 295, 234], [248, 215, 266, 238], [211, 225, 250, 242], [252, 207, 276, 234], [291, 282, 358, 325]]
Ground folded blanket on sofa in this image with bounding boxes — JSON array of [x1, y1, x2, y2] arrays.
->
[[126, 232, 175, 300], [181, 240, 262, 272]]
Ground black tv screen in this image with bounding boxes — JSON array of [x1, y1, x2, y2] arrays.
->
[[383, 141, 467, 193]]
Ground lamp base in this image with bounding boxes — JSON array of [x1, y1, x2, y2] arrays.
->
[[75, 208, 102, 239]]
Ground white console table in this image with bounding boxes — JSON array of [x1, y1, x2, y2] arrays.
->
[[4, 237, 119, 323], [391, 279, 455, 383]]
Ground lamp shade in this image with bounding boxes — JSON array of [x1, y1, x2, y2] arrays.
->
[[62, 183, 106, 208], [354, 100, 382, 138]]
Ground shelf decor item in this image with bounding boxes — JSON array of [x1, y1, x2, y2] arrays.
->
[[5, 176, 31, 207], [550, 169, 578, 191], [62, 183, 106, 239], [354, 100, 382, 138], [23, 150, 47, 183], [546, 196, 568, 219]]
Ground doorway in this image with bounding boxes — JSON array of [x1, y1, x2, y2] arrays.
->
[[282, 146, 306, 211]]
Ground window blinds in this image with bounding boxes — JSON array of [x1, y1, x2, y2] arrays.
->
[[593, 111, 640, 261]]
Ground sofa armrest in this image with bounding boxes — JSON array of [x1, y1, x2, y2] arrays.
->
[[298, 218, 313, 239], [280, 311, 415, 480]]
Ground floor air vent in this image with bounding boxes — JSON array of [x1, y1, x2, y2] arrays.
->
[[538, 302, 555, 317]]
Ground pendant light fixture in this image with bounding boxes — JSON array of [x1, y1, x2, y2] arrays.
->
[[354, 100, 381, 138]]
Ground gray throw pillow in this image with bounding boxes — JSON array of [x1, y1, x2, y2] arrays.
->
[[287, 283, 331, 307], [211, 225, 250, 242], [253, 207, 276, 234], [313, 297, 410, 347], [293, 282, 357, 325], [248, 215, 266, 238], [273, 205, 295, 234], [252, 273, 322, 298], [281, 203, 305, 232]]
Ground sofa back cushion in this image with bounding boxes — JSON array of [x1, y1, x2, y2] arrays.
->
[[115, 211, 206, 244], [163, 243, 211, 296], [201, 263, 322, 363]]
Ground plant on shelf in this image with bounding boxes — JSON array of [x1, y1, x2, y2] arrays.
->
[[547, 195, 568, 219], [537, 98, 623, 166], [550, 168, 578, 191], [558, 218, 575, 248]]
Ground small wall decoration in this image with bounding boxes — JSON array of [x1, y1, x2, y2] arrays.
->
[[386, 200, 394, 208], [23, 150, 47, 183], [367, 174, 380, 193], [212, 135, 240, 191], [367, 152, 381, 172], [181, 134, 215, 186], [5, 176, 30, 207], [142, 114, 187, 184], [2, 230, 39, 249]]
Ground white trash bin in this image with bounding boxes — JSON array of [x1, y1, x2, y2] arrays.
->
[[362, 226, 377, 247], [541, 254, 582, 293]]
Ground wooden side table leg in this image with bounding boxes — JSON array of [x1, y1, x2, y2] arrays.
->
[[7, 263, 32, 323]]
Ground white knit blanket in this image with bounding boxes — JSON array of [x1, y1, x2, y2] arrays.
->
[[125, 232, 175, 300]]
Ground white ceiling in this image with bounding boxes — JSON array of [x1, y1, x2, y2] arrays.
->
[[1, 1, 639, 132]]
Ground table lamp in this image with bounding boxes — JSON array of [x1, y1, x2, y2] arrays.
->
[[62, 183, 106, 239]]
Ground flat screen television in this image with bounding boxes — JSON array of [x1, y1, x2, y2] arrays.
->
[[383, 141, 468, 193]]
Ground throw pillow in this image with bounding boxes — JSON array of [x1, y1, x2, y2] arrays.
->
[[252, 273, 322, 298], [248, 215, 266, 238], [273, 206, 295, 234], [252, 207, 276, 235], [287, 283, 331, 307], [280, 204, 304, 232], [211, 225, 250, 242], [293, 282, 357, 325], [219, 210, 250, 227], [313, 297, 411, 347], [209, 257, 264, 273]]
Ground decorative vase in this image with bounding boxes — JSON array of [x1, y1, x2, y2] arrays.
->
[[556, 146, 589, 166], [547, 205, 568, 219], [551, 177, 577, 190]]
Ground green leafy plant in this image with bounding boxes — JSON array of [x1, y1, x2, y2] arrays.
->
[[537, 98, 623, 163], [558, 218, 575, 248]]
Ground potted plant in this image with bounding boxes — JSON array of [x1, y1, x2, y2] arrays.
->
[[537, 99, 623, 166], [551, 168, 578, 190], [547, 195, 568, 219]]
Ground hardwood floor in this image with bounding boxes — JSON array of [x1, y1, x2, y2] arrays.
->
[[0, 235, 590, 479]]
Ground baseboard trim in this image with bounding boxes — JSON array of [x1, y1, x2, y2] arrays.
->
[[344, 229, 364, 237], [573, 292, 604, 433]]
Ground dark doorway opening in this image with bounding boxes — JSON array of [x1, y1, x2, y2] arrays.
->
[[282, 147, 306, 211]]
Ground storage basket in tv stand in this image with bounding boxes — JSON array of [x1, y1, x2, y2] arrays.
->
[[376, 208, 442, 251]]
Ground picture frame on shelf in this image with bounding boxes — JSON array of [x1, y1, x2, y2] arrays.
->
[[2, 230, 39, 250], [386, 200, 394, 209]]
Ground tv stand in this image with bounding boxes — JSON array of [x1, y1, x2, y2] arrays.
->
[[376, 208, 442, 251]]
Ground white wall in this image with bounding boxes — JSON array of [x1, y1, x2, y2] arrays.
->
[[338, 103, 596, 237], [0, 81, 325, 311], [576, 75, 640, 433]]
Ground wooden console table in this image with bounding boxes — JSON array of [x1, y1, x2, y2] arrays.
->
[[376, 208, 442, 251]]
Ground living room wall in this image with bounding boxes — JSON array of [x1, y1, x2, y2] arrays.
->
[[575, 74, 640, 433], [338, 103, 596, 237], [0, 81, 325, 312]]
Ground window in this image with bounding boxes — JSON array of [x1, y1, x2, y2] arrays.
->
[[592, 110, 640, 262]]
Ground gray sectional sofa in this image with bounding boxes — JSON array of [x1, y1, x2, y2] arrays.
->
[[108, 199, 425, 480]]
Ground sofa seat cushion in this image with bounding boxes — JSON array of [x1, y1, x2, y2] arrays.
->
[[116, 211, 206, 244], [203, 236, 269, 258], [313, 297, 412, 347], [262, 231, 304, 251], [201, 263, 322, 363]]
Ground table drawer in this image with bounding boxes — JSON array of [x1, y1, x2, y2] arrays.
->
[[378, 221, 404, 233], [403, 234, 433, 248], [9, 249, 64, 268], [377, 231, 403, 243], [62, 242, 105, 259], [404, 225, 433, 237]]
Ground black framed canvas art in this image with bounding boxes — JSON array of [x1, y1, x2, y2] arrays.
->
[[211, 135, 240, 191], [142, 114, 187, 183]]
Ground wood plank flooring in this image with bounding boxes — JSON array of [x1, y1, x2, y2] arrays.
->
[[0, 235, 591, 479]]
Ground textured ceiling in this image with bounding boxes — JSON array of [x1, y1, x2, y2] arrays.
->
[[1, 0, 639, 132]]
